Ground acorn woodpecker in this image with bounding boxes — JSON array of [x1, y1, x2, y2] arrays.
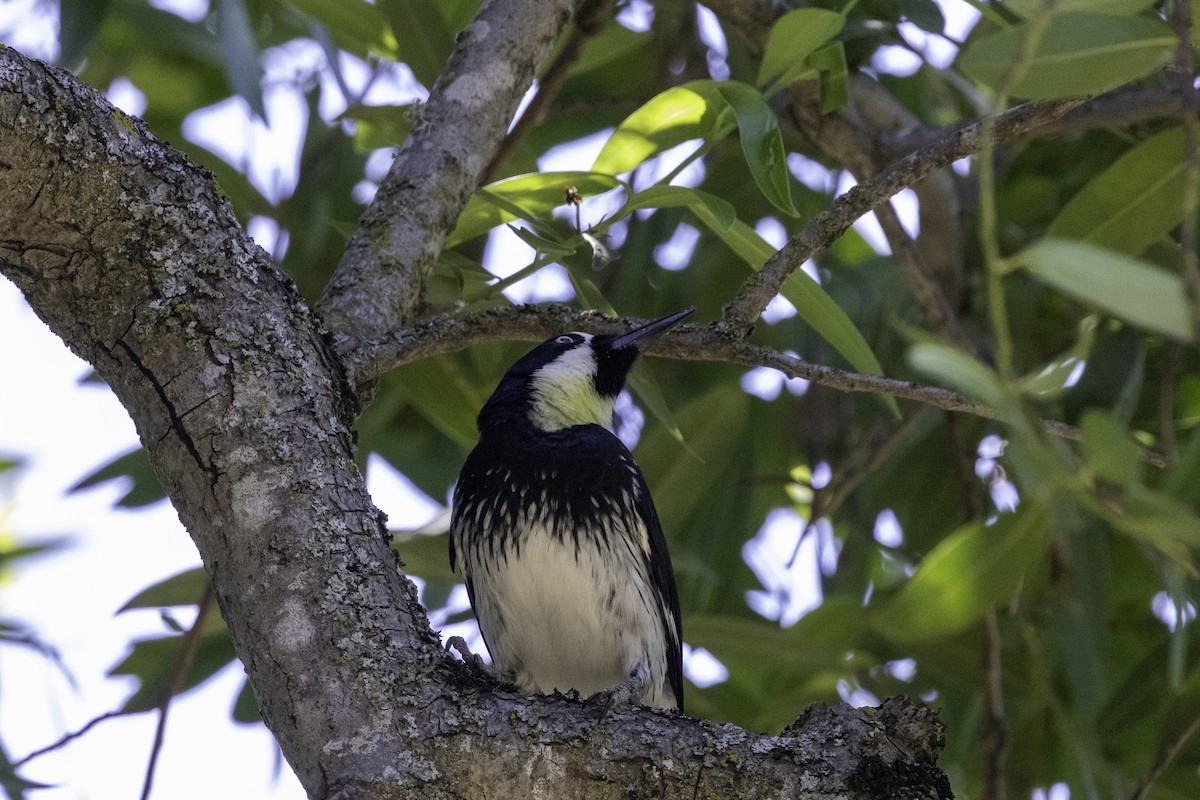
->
[[448, 309, 691, 711]]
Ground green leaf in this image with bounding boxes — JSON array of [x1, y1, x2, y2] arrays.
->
[[507, 224, 578, 258], [591, 84, 724, 176], [1048, 127, 1188, 256], [570, 22, 652, 76], [120, 568, 210, 612], [285, 0, 397, 59], [901, 0, 946, 33], [581, 232, 616, 270], [594, 80, 797, 217], [393, 356, 489, 447], [1013, 239, 1192, 341], [685, 599, 877, 729], [909, 343, 1008, 410], [0, 537, 69, 568], [780, 269, 891, 408], [687, 603, 867, 674], [757, 8, 845, 92], [70, 447, 166, 508], [232, 677, 261, 724], [426, 251, 498, 305], [635, 384, 749, 533], [111, 618, 237, 713], [564, 268, 615, 313], [1018, 316, 1098, 399], [959, 12, 1174, 100], [695, 215, 773, 268], [1165, 427, 1200, 504], [215, 0, 265, 119], [808, 42, 849, 113], [1080, 409, 1143, 487], [378, 0, 453, 87], [393, 530, 457, 585], [447, 171, 622, 247], [1102, 485, 1200, 564], [712, 82, 798, 217], [626, 365, 693, 454], [871, 507, 1052, 641], [58, 0, 112, 70], [0, 748, 52, 793], [343, 102, 418, 152], [621, 185, 736, 231]]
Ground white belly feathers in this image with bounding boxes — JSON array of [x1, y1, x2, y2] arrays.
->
[[465, 513, 671, 706]]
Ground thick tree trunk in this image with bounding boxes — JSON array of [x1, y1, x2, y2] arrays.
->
[[0, 38, 951, 800]]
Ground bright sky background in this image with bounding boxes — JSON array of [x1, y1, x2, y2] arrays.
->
[[0, 2, 1006, 799]]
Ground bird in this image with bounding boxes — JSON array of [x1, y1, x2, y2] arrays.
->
[[447, 309, 691, 712]]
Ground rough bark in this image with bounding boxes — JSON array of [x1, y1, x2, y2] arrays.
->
[[321, 0, 587, 384], [0, 41, 952, 800]]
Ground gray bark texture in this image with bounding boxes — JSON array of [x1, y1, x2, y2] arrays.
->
[[321, 0, 586, 381], [0, 14, 952, 800]]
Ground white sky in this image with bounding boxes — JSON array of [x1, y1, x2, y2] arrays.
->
[[0, 1, 986, 798]]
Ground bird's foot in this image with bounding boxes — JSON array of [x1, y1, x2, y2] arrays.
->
[[587, 662, 649, 717], [445, 635, 494, 677]]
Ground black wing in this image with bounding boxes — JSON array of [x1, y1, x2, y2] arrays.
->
[[630, 460, 684, 711]]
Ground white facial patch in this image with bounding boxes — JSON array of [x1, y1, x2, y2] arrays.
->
[[528, 334, 615, 431]]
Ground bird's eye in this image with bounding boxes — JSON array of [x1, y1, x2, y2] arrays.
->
[[555, 335, 575, 345]]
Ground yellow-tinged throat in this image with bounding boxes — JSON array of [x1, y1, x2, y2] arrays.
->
[[528, 339, 614, 431]]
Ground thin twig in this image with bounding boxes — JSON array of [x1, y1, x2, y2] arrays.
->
[[950, 401, 1007, 800], [873, 198, 974, 353], [13, 710, 125, 768], [980, 613, 1008, 800], [1131, 712, 1200, 800], [978, 1, 1057, 382], [823, 76, 970, 357], [1158, 343, 1182, 464], [719, 95, 1087, 336], [140, 581, 216, 800], [1173, 0, 1200, 345], [787, 409, 930, 569], [692, 0, 778, 56]]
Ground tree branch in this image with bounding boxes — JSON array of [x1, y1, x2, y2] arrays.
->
[[719, 96, 1086, 336], [0, 47, 428, 796], [14, 712, 125, 769], [706, 2, 970, 342], [348, 303, 1159, 464], [319, 0, 587, 376], [891, 85, 1189, 152], [0, 45, 952, 800]]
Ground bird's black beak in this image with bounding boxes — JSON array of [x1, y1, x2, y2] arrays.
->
[[608, 308, 694, 351]]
